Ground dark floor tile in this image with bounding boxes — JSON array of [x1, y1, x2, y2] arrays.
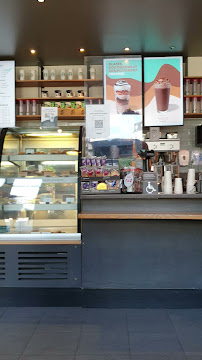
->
[[82, 308, 127, 333], [169, 309, 202, 334], [43, 307, 82, 317], [20, 356, 74, 360], [0, 356, 20, 360], [130, 353, 186, 360], [127, 309, 174, 334], [0, 330, 31, 355], [23, 332, 80, 356], [0, 323, 36, 336], [0, 307, 44, 324], [177, 333, 202, 353], [76, 355, 130, 360], [77, 329, 129, 355], [129, 333, 182, 353], [185, 353, 202, 360], [35, 321, 81, 333]]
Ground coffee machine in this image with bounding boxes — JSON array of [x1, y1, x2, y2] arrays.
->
[[146, 138, 180, 179]]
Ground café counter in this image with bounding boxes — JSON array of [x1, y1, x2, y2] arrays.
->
[[79, 194, 202, 290]]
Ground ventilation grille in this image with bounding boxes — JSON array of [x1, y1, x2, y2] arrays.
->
[[0, 252, 5, 280], [18, 252, 68, 280]]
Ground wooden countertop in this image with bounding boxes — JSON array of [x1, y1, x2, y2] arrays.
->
[[0, 240, 81, 245], [78, 213, 202, 220]]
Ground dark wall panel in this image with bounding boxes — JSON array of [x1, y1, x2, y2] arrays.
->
[[82, 219, 202, 289]]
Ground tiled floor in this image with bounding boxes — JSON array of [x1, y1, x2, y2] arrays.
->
[[0, 307, 202, 359]]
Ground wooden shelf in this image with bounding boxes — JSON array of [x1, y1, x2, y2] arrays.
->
[[16, 79, 103, 87], [184, 113, 202, 118], [184, 95, 202, 98], [78, 212, 202, 220], [16, 97, 103, 103], [184, 76, 202, 79], [16, 115, 85, 121]]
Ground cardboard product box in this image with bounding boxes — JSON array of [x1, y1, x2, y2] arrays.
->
[[58, 108, 75, 116], [74, 108, 85, 116]]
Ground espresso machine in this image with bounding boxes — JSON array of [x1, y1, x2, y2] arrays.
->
[[146, 138, 181, 180]]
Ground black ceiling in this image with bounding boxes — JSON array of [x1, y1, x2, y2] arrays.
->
[[0, 0, 202, 65]]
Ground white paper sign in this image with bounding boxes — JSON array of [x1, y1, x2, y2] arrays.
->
[[86, 105, 110, 139], [41, 107, 58, 128], [0, 61, 15, 128]]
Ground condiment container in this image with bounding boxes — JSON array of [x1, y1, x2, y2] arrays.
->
[[185, 79, 190, 95]]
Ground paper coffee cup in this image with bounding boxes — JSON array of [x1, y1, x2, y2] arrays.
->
[[174, 178, 183, 194]]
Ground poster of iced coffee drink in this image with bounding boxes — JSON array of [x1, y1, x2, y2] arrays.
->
[[144, 56, 183, 126], [103, 57, 142, 140]]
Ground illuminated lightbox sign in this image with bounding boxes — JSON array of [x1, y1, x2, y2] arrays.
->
[[144, 56, 183, 126]]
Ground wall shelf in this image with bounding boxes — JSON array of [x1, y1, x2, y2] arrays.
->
[[184, 95, 202, 98], [16, 79, 103, 88], [16, 97, 103, 103], [16, 115, 85, 121], [184, 113, 202, 118]]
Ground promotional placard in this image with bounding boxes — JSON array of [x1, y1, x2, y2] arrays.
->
[[144, 56, 183, 126], [103, 57, 142, 140], [41, 107, 58, 128], [0, 61, 15, 128]]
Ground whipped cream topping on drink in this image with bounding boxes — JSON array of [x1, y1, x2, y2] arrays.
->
[[114, 80, 131, 114], [154, 78, 171, 87]]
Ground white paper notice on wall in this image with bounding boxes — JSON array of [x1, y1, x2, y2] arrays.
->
[[86, 105, 110, 139], [0, 61, 15, 128]]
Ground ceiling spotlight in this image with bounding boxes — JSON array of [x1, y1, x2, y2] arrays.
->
[[79, 48, 85, 53], [38, 0, 45, 2], [169, 46, 175, 50], [124, 47, 130, 51], [30, 49, 36, 54]]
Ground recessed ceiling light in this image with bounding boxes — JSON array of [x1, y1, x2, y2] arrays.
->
[[124, 47, 130, 51], [170, 46, 175, 50], [30, 49, 36, 54], [38, 0, 45, 2], [79, 48, 85, 53]]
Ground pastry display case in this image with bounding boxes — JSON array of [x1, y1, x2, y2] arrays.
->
[[0, 127, 81, 237]]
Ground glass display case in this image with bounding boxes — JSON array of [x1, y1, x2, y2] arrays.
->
[[0, 127, 80, 235]]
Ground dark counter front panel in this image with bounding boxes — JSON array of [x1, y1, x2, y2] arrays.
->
[[82, 219, 202, 289]]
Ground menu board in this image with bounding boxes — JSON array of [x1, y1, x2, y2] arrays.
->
[[103, 57, 142, 140], [144, 56, 183, 126], [0, 61, 15, 128]]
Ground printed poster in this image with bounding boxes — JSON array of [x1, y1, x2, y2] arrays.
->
[[144, 56, 183, 126], [103, 57, 142, 140]]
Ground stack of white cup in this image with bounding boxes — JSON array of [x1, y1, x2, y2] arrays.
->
[[186, 169, 196, 194], [164, 171, 173, 194], [174, 178, 183, 194]]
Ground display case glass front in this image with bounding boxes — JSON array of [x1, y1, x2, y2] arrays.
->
[[0, 128, 80, 235]]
